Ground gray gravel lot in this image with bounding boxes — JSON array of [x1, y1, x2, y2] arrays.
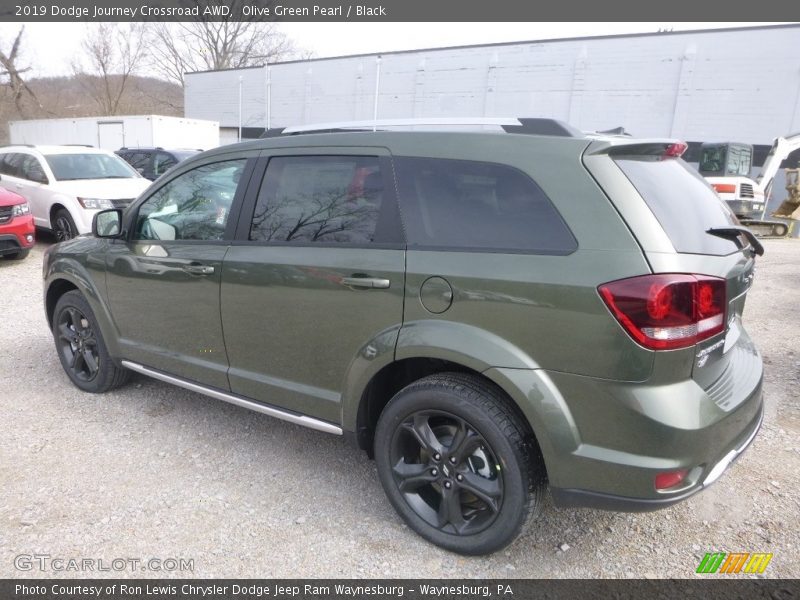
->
[[1, 237, 798, 579]]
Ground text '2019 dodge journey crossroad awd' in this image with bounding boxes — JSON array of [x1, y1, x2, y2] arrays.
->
[[43, 118, 764, 555]]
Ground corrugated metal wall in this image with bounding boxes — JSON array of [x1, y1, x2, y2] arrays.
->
[[185, 26, 800, 145]]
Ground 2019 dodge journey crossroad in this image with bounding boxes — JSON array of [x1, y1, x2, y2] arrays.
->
[[43, 118, 764, 555]]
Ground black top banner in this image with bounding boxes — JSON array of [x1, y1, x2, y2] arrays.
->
[[0, 0, 795, 22]]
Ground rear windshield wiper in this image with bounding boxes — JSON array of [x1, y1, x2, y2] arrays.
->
[[706, 226, 764, 256]]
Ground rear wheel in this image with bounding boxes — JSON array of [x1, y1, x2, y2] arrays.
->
[[53, 291, 129, 393], [374, 372, 545, 555], [53, 208, 78, 242]]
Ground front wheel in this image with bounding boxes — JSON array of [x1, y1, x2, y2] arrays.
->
[[374, 373, 545, 555], [3, 249, 29, 260], [53, 208, 78, 242], [52, 290, 129, 393]]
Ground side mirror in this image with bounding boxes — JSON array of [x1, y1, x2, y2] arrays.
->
[[93, 209, 123, 238]]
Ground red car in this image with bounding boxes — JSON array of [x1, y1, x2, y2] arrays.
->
[[0, 185, 35, 260]]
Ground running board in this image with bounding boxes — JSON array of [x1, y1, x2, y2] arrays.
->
[[120, 361, 343, 436]]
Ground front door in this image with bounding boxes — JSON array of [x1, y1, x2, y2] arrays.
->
[[105, 156, 254, 389], [220, 151, 405, 424]]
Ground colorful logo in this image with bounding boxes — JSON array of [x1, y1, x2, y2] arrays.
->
[[696, 552, 773, 574]]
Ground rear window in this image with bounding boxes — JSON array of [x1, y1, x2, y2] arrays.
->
[[613, 157, 741, 256], [394, 157, 576, 254]]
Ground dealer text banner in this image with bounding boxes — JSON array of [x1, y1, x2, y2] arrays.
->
[[0, 0, 787, 22], [2, 579, 800, 600]]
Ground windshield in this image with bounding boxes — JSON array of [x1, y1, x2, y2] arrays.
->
[[45, 153, 140, 181], [614, 156, 743, 256]]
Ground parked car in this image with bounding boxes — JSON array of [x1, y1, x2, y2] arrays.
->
[[43, 118, 764, 555], [116, 147, 200, 181], [0, 145, 152, 241], [0, 183, 34, 260]]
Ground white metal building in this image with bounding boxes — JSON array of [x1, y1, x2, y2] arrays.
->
[[185, 24, 800, 149], [9, 115, 220, 151]]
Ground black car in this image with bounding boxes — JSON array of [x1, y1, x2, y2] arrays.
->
[[116, 147, 200, 181]]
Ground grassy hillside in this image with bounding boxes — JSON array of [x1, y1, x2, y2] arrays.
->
[[1, 74, 183, 145]]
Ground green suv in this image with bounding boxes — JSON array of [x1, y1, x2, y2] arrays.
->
[[43, 118, 764, 555]]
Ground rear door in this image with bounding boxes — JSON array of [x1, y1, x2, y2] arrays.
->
[[220, 148, 405, 424]]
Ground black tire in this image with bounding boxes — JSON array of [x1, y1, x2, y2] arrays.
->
[[374, 372, 545, 555], [52, 290, 130, 393], [3, 249, 29, 260], [53, 208, 78, 242]]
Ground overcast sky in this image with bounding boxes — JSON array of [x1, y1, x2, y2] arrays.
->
[[0, 22, 790, 78]]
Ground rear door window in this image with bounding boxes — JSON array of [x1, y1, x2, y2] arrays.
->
[[0, 153, 26, 178], [394, 157, 576, 254], [249, 155, 388, 245], [613, 157, 741, 256]]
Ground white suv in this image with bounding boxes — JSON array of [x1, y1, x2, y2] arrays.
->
[[0, 145, 152, 240]]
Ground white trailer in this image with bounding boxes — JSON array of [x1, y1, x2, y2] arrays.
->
[[8, 115, 220, 151]]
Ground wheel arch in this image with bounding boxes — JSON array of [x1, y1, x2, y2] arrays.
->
[[48, 201, 73, 229], [350, 357, 557, 480], [45, 268, 122, 360]]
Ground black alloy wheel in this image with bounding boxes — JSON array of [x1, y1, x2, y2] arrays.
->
[[53, 209, 77, 242], [52, 291, 130, 393], [56, 305, 100, 383], [375, 373, 544, 555], [390, 410, 503, 536]]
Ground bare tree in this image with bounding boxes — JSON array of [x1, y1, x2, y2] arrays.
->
[[0, 26, 41, 116], [149, 9, 297, 87], [73, 23, 149, 115]]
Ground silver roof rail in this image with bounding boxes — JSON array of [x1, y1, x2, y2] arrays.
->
[[275, 117, 581, 138]]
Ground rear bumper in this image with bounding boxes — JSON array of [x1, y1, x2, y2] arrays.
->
[[550, 401, 763, 511], [488, 332, 764, 511]]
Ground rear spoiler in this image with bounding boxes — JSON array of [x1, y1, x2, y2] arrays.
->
[[706, 226, 765, 256], [583, 138, 686, 157]]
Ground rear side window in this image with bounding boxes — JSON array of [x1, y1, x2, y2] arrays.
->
[[614, 157, 741, 256], [394, 157, 576, 254], [249, 156, 386, 245]]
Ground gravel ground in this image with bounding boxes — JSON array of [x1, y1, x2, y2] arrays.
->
[[0, 237, 798, 579]]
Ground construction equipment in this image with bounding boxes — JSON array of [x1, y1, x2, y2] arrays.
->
[[698, 133, 800, 237], [773, 168, 800, 221]]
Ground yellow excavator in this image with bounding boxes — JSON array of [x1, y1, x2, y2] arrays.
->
[[774, 168, 800, 221], [699, 133, 800, 237]]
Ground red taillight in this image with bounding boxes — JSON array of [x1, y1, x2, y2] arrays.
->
[[655, 469, 689, 490], [711, 183, 737, 194], [598, 274, 726, 350], [663, 142, 687, 158]]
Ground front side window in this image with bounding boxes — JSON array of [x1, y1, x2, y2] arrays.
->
[[45, 153, 138, 181], [21, 155, 48, 183], [249, 156, 384, 244], [135, 159, 245, 242], [394, 157, 577, 254]]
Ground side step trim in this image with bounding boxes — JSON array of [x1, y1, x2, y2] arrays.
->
[[120, 360, 343, 436]]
